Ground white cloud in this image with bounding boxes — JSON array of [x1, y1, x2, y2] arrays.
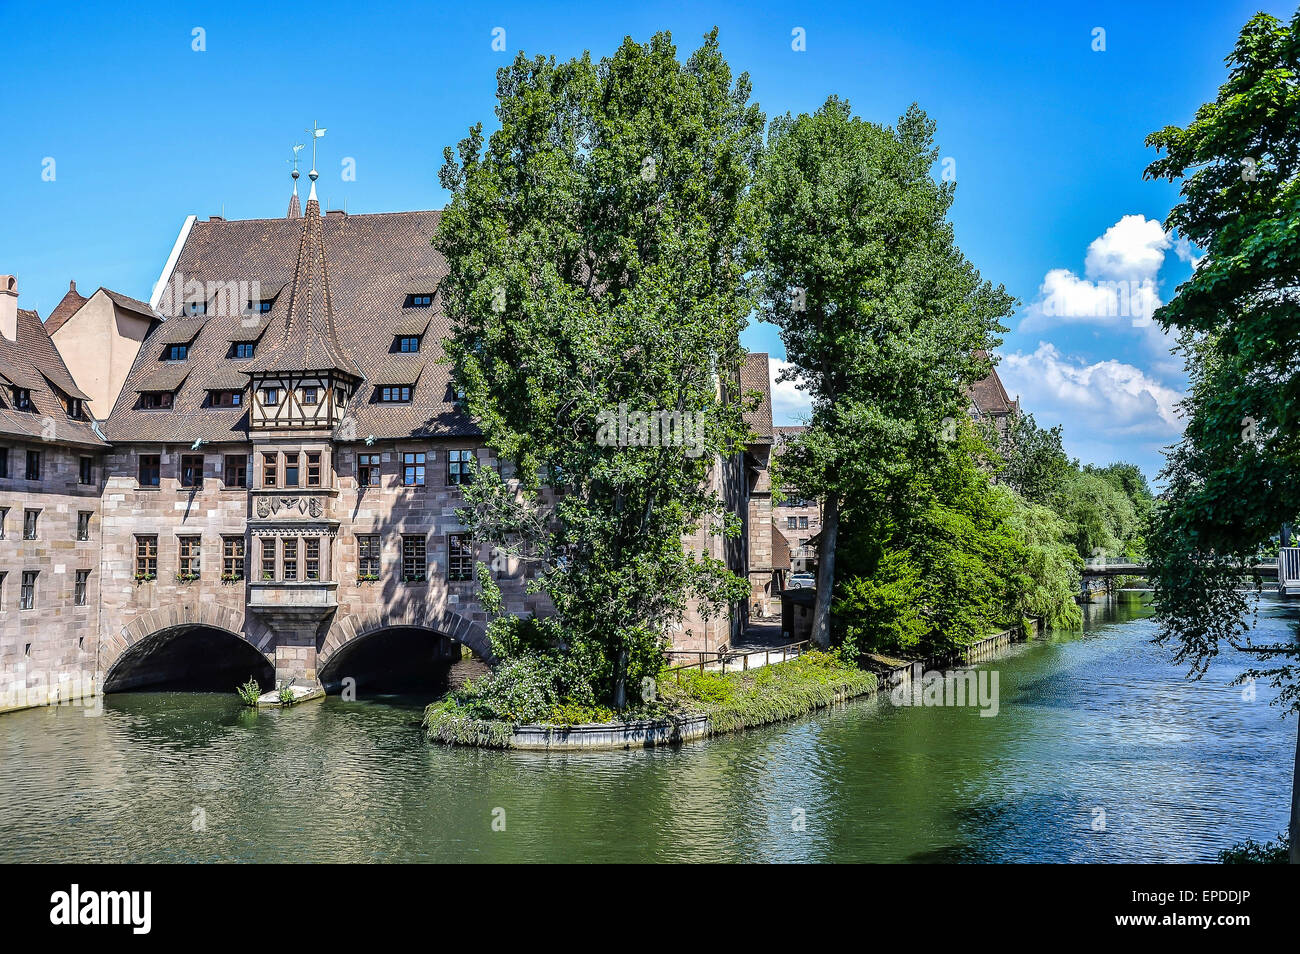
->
[[999, 342, 1183, 440], [1021, 214, 1171, 329], [769, 358, 812, 424], [1083, 214, 1171, 282]]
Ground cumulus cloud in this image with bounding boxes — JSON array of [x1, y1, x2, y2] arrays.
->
[[1022, 214, 1172, 329], [998, 342, 1183, 440], [769, 358, 812, 424]]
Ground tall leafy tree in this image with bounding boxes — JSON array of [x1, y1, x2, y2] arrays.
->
[[436, 31, 763, 706], [756, 97, 1012, 647], [1144, 10, 1300, 861]]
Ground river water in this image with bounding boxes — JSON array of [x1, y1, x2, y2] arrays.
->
[[1, 593, 1294, 862]]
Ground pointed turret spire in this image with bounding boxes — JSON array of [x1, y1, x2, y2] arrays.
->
[[246, 188, 360, 380]]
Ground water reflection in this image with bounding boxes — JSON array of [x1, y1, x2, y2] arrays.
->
[[0, 593, 1294, 862]]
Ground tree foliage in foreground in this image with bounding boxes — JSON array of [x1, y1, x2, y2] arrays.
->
[[436, 30, 762, 707], [755, 96, 1013, 647], [1143, 9, 1300, 862]]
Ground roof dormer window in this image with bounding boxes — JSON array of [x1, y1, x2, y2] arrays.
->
[[247, 299, 274, 314], [208, 389, 243, 408], [405, 294, 433, 308], [12, 388, 33, 412], [139, 391, 174, 410], [164, 343, 189, 361], [184, 301, 206, 316], [378, 385, 412, 403], [66, 397, 84, 420], [230, 342, 255, 359], [398, 336, 421, 353]]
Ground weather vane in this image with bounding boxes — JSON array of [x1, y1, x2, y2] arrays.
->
[[306, 121, 327, 180], [287, 142, 305, 181]]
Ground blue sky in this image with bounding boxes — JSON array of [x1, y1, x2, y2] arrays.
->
[[2, 0, 1290, 482]]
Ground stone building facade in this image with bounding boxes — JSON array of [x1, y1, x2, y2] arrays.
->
[[0, 276, 107, 711], [1, 187, 773, 705]]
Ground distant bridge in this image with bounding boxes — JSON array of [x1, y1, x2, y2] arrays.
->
[[1081, 552, 1300, 597]]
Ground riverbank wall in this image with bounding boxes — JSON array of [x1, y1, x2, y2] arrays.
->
[[429, 617, 1044, 752]]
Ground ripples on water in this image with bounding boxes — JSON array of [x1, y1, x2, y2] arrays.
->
[[0, 593, 1295, 862]]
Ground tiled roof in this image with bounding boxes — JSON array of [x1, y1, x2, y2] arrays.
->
[[741, 352, 773, 443], [0, 308, 107, 448], [43, 281, 88, 335], [103, 207, 465, 442], [969, 361, 1017, 418], [100, 288, 156, 321], [103, 205, 778, 446]]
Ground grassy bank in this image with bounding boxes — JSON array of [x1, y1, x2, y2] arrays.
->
[[422, 649, 877, 749]]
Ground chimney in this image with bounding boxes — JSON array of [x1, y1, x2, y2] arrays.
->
[[69, 279, 77, 294], [0, 275, 17, 342]]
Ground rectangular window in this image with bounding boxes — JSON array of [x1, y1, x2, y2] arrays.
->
[[358, 534, 381, 579], [284, 454, 300, 487], [23, 509, 38, 540], [77, 511, 91, 541], [232, 342, 255, 359], [14, 388, 33, 411], [358, 454, 381, 487], [79, 456, 93, 485], [180, 454, 204, 488], [139, 454, 160, 487], [178, 536, 201, 578], [799, 516, 809, 529], [139, 391, 173, 409], [0, 447, 7, 478], [0, 572, 5, 610], [261, 538, 276, 580], [407, 294, 433, 307], [261, 387, 280, 406], [25, 450, 40, 480], [20, 571, 36, 610], [306, 452, 322, 487], [74, 570, 90, 606], [379, 385, 412, 403], [398, 336, 421, 353], [185, 301, 206, 316], [165, 343, 188, 361], [300, 386, 319, 406], [209, 390, 243, 407], [135, 536, 158, 579], [262, 453, 277, 488], [403, 452, 425, 486], [283, 538, 298, 581], [223, 536, 246, 580], [447, 533, 474, 582], [0, 507, 7, 539], [787, 516, 797, 530], [305, 538, 320, 581], [224, 454, 247, 488], [247, 300, 273, 314], [448, 449, 474, 486], [402, 535, 427, 582], [66, 398, 84, 419]]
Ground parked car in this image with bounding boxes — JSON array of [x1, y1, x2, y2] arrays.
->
[[788, 573, 815, 589]]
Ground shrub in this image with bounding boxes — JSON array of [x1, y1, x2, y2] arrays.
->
[[1217, 833, 1290, 863]]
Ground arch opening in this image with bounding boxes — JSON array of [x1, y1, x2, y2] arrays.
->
[[104, 625, 274, 693], [318, 627, 488, 697]]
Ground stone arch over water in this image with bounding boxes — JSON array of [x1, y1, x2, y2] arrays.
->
[[103, 604, 276, 692]]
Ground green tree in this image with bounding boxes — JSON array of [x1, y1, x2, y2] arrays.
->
[[1144, 10, 1300, 862], [436, 30, 762, 707], [756, 97, 1013, 647], [982, 411, 1072, 509]]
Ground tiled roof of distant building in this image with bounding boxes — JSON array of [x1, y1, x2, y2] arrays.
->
[[0, 308, 106, 447], [742, 352, 773, 443]]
